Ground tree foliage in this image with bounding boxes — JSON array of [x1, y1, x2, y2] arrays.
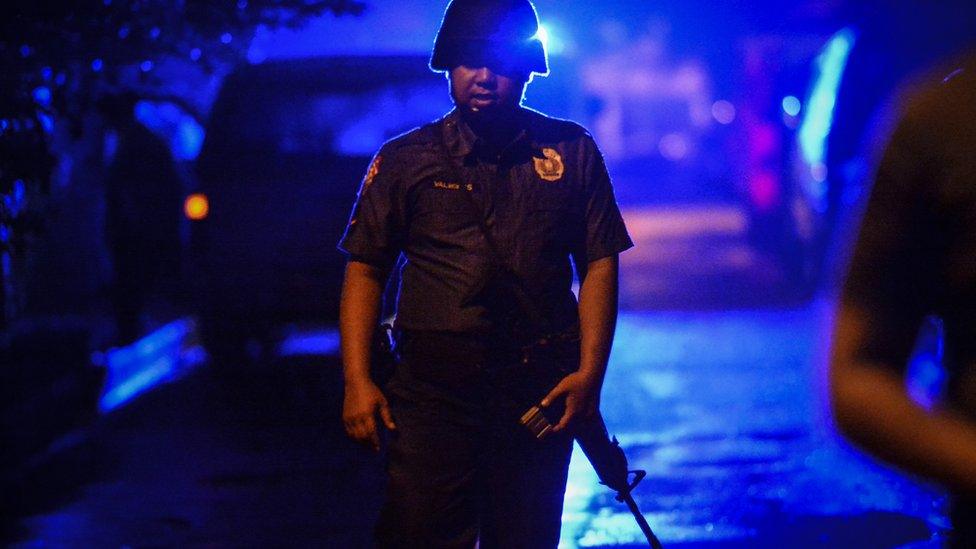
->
[[0, 0, 365, 325]]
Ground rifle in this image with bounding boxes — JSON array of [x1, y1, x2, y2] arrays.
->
[[435, 126, 662, 547], [521, 407, 664, 549]]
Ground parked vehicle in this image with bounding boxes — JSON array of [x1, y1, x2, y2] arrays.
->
[[192, 56, 452, 362], [786, 6, 976, 290]]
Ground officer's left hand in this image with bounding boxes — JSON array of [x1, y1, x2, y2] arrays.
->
[[540, 371, 601, 434]]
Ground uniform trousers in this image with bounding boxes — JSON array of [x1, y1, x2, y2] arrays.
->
[[375, 332, 574, 548]]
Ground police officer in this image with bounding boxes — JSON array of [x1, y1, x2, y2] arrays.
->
[[338, 1, 633, 546]]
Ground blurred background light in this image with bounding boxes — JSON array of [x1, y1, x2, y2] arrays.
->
[[798, 28, 856, 168], [782, 95, 801, 117], [184, 193, 209, 221], [711, 100, 736, 124]]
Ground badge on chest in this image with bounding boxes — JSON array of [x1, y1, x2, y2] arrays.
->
[[533, 147, 564, 182]]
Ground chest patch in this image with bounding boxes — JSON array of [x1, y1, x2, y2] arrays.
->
[[533, 148, 564, 182]]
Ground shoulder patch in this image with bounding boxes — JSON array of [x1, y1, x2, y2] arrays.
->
[[534, 148, 564, 182], [363, 155, 382, 191]]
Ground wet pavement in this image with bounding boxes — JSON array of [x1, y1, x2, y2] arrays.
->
[[1, 300, 949, 547], [562, 302, 947, 548]]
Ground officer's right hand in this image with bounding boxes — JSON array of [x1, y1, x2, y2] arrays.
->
[[343, 379, 396, 451]]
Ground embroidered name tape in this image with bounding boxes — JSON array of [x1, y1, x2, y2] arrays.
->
[[434, 181, 474, 191]]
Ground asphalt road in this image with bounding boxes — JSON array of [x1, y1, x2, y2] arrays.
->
[[2, 300, 948, 547]]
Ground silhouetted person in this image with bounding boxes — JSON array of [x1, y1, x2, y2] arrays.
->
[[831, 53, 976, 547], [98, 92, 183, 345], [338, 0, 632, 545]]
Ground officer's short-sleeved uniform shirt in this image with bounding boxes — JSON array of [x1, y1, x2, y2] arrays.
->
[[338, 107, 633, 336]]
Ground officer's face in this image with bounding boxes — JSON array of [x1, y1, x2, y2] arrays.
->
[[449, 65, 528, 116]]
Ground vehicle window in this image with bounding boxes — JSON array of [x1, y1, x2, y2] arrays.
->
[[240, 82, 451, 156]]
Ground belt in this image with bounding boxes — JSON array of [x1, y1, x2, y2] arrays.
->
[[397, 329, 523, 368]]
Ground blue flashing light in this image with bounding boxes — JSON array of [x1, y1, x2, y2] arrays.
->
[[221, 32, 233, 44], [798, 28, 856, 169], [91, 58, 103, 72], [782, 95, 801, 117], [40, 66, 53, 81], [190, 48, 202, 61], [33, 86, 51, 106], [19, 44, 31, 58], [140, 60, 153, 72]]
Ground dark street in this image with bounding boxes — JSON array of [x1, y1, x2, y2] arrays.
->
[[2, 302, 947, 547]]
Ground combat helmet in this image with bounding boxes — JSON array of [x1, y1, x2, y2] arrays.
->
[[430, 0, 548, 77]]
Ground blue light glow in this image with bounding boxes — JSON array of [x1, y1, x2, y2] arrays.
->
[[38, 112, 54, 133], [798, 29, 856, 168], [176, 117, 206, 160], [96, 318, 206, 412], [796, 28, 855, 211], [135, 100, 206, 160], [782, 95, 801, 117], [533, 22, 564, 57], [32, 86, 51, 106], [190, 48, 202, 61], [221, 33, 233, 44], [91, 58, 103, 72], [535, 24, 550, 51], [140, 60, 154, 72], [277, 328, 341, 357]]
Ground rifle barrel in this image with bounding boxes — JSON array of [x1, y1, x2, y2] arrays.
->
[[622, 493, 663, 549]]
